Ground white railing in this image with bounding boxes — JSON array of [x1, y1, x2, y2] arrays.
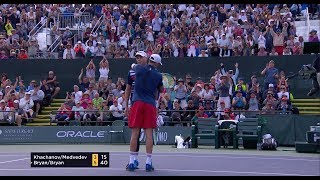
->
[[48, 35, 62, 52], [28, 17, 47, 43], [306, 7, 311, 35], [90, 15, 105, 35]]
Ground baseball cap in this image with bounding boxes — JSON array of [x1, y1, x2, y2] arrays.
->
[[149, 54, 162, 65], [25, 92, 31, 95], [14, 100, 19, 103], [268, 84, 274, 88], [0, 100, 5, 103], [135, 51, 147, 57]]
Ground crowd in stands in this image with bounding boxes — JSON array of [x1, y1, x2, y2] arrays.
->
[[0, 71, 60, 126], [0, 54, 299, 126], [0, 4, 319, 59]]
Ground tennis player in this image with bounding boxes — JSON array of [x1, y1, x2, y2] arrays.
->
[[126, 54, 163, 172], [124, 51, 148, 169]]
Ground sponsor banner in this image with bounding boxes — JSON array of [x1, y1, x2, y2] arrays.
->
[[0, 126, 191, 144]]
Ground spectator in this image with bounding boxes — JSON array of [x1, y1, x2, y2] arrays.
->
[[63, 44, 76, 59], [308, 29, 319, 42], [17, 49, 28, 59], [261, 60, 279, 91]]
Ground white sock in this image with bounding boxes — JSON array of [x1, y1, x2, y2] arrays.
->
[[134, 153, 138, 161], [146, 153, 152, 165], [129, 152, 136, 164]]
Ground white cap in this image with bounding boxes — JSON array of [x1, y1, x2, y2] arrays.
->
[[135, 51, 147, 57], [66, 26, 70, 29], [77, 41, 82, 43], [268, 84, 274, 88], [14, 100, 19, 103], [97, 41, 102, 44], [25, 92, 31, 95], [0, 100, 5, 103], [5, 86, 10, 88], [149, 54, 162, 65], [241, 10, 245, 13]]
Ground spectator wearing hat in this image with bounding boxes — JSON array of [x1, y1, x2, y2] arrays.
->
[[63, 44, 76, 59], [62, 26, 73, 41], [79, 91, 92, 110], [71, 101, 85, 121], [17, 49, 28, 59], [262, 83, 278, 100], [19, 92, 34, 119], [74, 41, 86, 58], [28, 38, 39, 58], [173, 78, 188, 109], [308, 29, 319, 42], [109, 99, 124, 122], [26, 80, 36, 92], [261, 60, 279, 91], [83, 101, 98, 126], [11, 99, 23, 126], [94, 41, 105, 57], [232, 90, 247, 110], [276, 94, 292, 114]]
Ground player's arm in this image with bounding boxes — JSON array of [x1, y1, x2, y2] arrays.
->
[[124, 71, 133, 116], [124, 84, 131, 109]]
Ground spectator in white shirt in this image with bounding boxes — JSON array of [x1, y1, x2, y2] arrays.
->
[[63, 44, 75, 59], [119, 32, 129, 48], [109, 99, 124, 121], [72, 85, 83, 103], [29, 84, 44, 117], [94, 42, 105, 57], [198, 50, 208, 57], [19, 92, 34, 118]]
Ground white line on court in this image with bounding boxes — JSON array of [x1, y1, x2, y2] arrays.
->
[[0, 167, 316, 176], [0, 158, 29, 164]]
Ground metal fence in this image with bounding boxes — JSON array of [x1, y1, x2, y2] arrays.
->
[[57, 12, 92, 29]]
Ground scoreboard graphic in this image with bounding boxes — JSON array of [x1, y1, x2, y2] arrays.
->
[[31, 152, 109, 167]]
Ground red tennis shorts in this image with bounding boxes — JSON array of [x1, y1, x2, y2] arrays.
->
[[128, 101, 157, 129]]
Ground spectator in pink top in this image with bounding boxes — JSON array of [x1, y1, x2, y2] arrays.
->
[[308, 29, 319, 42]]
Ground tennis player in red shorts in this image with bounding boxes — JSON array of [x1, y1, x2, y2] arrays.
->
[[124, 51, 148, 169], [126, 54, 163, 172]]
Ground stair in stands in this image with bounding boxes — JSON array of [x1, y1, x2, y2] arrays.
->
[[25, 99, 65, 126], [291, 99, 320, 115]]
